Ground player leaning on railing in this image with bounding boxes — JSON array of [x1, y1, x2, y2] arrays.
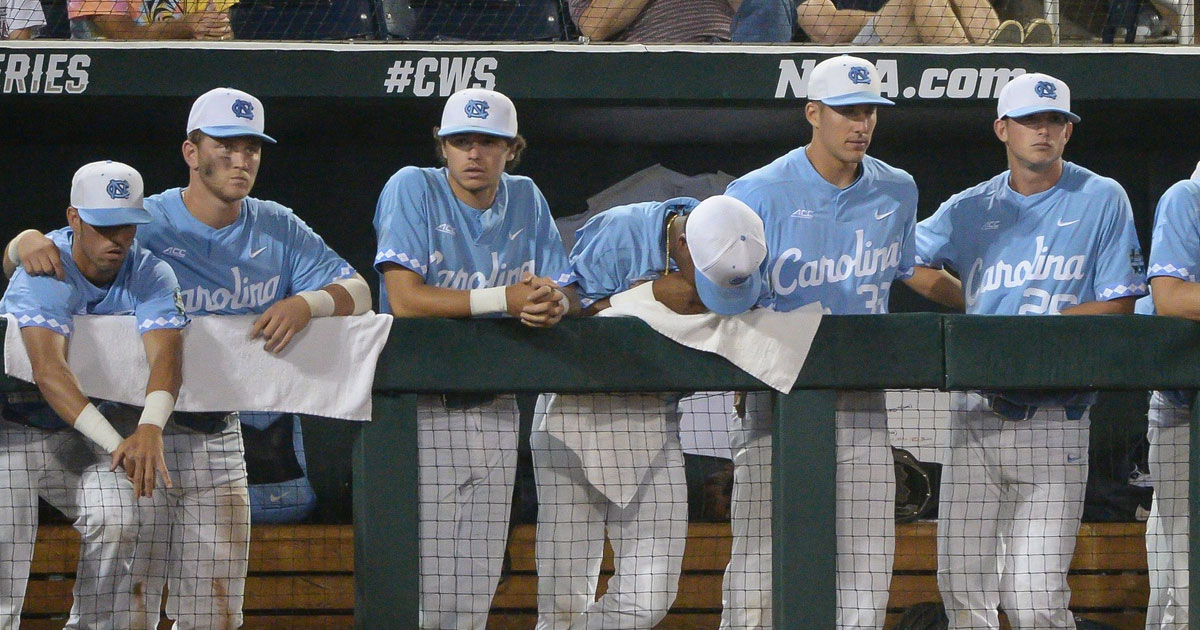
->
[[0, 161, 186, 630], [1135, 159, 1200, 630], [372, 87, 569, 630], [5, 87, 371, 630]]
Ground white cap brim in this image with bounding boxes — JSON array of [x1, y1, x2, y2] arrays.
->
[[198, 125, 277, 143], [695, 267, 763, 316], [1002, 105, 1080, 123], [819, 92, 895, 106], [437, 125, 516, 139], [77, 206, 152, 227]]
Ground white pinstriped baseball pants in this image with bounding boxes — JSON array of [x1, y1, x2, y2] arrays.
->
[[0, 420, 139, 630], [720, 391, 894, 630], [132, 418, 250, 630], [418, 395, 518, 630], [1146, 392, 1190, 630], [937, 392, 1088, 630], [530, 394, 688, 630]]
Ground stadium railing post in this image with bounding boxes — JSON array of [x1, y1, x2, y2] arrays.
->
[[775, 389, 838, 628], [354, 392, 420, 629]]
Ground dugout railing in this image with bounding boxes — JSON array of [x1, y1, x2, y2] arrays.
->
[[353, 313, 1200, 629], [3, 314, 1200, 628]]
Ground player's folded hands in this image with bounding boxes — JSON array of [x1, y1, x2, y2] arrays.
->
[[509, 273, 565, 327], [250, 295, 312, 353], [112, 424, 173, 499], [17, 231, 64, 280]]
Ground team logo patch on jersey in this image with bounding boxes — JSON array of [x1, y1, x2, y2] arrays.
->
[[106, 179, 131, 200], [1131, 248, 1146, 275], [464, 99, 490, 119], [231, 99, 255, 120], [848, 66, 872, 85], [791, 208, 814, 219], [982, 220, 1001, 230], [436, 223, 457, 236], [161, 247, 187, 258], [1034, 81, 1057, 99]]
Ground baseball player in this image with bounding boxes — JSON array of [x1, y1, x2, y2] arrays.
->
[[7, 88, 371, 630], [372, 87, 569, 630], [911, 73, 1146, 629], [721, 55, 959, 630], [0, 160, 187, 630], [533, 195, 768, 629], [1134, 161, 1200, 630]]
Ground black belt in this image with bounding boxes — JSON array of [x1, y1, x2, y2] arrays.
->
[[986, 395, 1087, 421]]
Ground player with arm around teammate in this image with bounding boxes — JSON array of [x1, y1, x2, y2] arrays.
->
[[721, 54, 957, 630], [0, 161, 187, 630], [6, 88, 372, 630], [533, 195, 768, 629], [1133, 161, 1200, 630], [373, 87, 568, 630], [909, 73, 1146, 630]]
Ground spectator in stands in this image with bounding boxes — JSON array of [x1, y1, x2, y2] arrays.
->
[[69, 0, 231, 39], [732, 0, 1038, 44], [569, 0, 739, 42], [1, 0, 45, 38]]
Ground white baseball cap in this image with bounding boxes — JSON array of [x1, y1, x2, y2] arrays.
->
[[807, 55, 895, 107], [997, 72, 1079, 123], [438, 88, 518, 139], [686, 195, 768, 316], [70, 161, 151, 227], [187, 87, 277, 143]]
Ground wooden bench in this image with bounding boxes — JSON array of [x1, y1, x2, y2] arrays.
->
[[20, 521, 1152, 629]]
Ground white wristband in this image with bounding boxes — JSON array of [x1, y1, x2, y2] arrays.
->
[[469, 285, 508, 316], [139, 390, 175, 429], [7, 229, 38, 267], [73, 403, 123, 453], [298, 290, 336, 318], [557, 290, 569, 315]]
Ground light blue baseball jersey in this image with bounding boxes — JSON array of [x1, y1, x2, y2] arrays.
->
[[917, 161, 1147, 407], [917, 161, 1146, 315], [725, 148, 917, 314], [1, 227, 187, 429], [1139, 177, 1200, 412], [373, 166, 570, 314], [561, 197, 699, 309], [138, 189, 356, 315]]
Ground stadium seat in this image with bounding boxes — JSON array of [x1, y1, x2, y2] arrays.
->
[[382, 0, 571, 41], [229, 0, 378, 40]]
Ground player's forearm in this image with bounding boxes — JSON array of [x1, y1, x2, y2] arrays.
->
[[3, 239, 17, 279], [903, 267, 965, 310], [388, 282, 473, 318], [1060, 296, 1136, 315], [1151, 276, 1200, 320], [142, 329, 183, 398], [32, 361, 91, 425]]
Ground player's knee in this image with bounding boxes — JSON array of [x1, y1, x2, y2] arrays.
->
[[80, 505, 139, 547]]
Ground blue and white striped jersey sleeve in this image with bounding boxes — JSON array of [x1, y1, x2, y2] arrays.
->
[[284, 212, 356, 294], [1092, 186, 1148, 301], [131, 255, 189, 333], [914, 200, 957, 270], [1148, 181, 1200, 283], [373, 168, 432, 280], [1, 271, 77, 336]]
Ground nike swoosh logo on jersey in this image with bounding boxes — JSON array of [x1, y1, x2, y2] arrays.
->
[[250, 246, 268, 258], [269, 491, 291, 503], [874, 209, 896, 220], [1057, 219, 1080, 227], [509, 229, 524, 240]]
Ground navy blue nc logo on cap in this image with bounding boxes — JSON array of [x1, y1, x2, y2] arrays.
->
[[728, 274, 750, 287], [106, 179, 131, 200], [231, 99, 255, 120], [1034, 81, 1057, 100], [464, 99, 490, 119], [848, 66, 872, 85]]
